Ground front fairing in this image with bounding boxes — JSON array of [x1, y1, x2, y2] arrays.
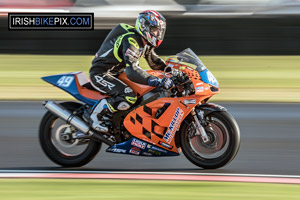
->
[[198, 69, 219, 88], [175, 48, 219, 89]]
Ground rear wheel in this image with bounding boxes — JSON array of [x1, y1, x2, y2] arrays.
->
[[39, 102, 101, 167], [180, 111, 240, 169]]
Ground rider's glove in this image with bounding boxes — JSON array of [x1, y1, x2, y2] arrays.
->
[[161, 77, 174, 90], [148, 77, 161, 87], [148, 77, 174, 90]]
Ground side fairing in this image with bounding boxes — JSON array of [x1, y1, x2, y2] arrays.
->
[[123, 95, 206, 154]]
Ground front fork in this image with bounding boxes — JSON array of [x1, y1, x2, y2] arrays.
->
[[190, 108, 210, 143]]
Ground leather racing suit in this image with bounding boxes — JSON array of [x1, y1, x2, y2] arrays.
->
[[90, 23, 166, 112]]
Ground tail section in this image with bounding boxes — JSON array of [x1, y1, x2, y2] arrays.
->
[[42, 71, 107, 105]]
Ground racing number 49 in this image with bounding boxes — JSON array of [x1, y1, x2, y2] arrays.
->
[[57, 76, 74, 87]]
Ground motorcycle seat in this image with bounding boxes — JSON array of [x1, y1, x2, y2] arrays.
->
[[74, 71, 108, 100]]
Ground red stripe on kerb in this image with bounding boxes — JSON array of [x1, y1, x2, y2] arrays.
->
[[32, 173, 300, 184]]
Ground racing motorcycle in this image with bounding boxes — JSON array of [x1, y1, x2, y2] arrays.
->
[[39, 48, 240, 169]]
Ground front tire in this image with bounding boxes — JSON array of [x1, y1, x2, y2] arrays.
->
[[180, 111, 240, 169], [39, 102, 101, 167]]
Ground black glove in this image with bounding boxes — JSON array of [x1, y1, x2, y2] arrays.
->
[[148, 77, 174, 90], [161, 77, 174, 90]]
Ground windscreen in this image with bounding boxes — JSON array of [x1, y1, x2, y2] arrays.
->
[[176, 48, 206, 72]]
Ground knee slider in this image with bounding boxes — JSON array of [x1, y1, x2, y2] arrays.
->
[[117, 102, 131, 110]]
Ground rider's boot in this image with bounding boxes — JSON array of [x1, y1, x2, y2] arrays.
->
[[89, 98, 114, 133]]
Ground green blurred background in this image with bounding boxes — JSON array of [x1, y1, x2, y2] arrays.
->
[[1, 179, 300, 200], [1, 54, 299, 102]]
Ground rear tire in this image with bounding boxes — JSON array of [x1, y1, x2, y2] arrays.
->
[[180, 111, 240, 169], [39, 102, 101, 167]]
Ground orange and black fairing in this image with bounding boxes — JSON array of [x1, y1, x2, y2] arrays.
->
[[123, 60, 219, 153]]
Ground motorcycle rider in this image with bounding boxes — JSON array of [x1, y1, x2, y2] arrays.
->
[[88, 10, 174, 132]]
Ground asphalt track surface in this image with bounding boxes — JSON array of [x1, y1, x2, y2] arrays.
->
[[0, 101, 300, 176]]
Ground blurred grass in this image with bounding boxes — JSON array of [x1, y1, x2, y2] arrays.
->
[[0, 54, 300, 102], [1, 179, 300, 200]]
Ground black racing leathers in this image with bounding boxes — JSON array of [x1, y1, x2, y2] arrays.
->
[[90, 23, 166, 111]]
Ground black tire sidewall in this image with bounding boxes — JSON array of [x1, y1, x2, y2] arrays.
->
[[39, 102, 101, 167], [180, 111, 240, 169]]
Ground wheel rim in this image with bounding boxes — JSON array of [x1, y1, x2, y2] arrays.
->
[[50, 118, 89, 156], [188, 117, 230, 159]]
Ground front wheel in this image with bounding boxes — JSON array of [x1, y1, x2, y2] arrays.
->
[[39, 102, 101, 167], [180, 111, 240, 169]]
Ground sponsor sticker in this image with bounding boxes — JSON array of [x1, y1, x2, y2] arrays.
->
[[148, 149, 161, 156], [108, 148, 126, 154], [167, 63, 174, 68], [163, 107, 184, 144], [184, 99, 196, 105], [129, 147, 141, 155], [186, 67, 194, 71], [158, 141, 173, 149], [147, 144, 167, 153], [196, 86, 204, 92], [131, 138, 146, 149]]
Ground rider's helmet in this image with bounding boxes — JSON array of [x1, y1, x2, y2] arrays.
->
[[135, 10, 166, 48]]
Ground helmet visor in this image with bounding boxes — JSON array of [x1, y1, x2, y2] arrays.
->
[[149, 21, 166, 41]]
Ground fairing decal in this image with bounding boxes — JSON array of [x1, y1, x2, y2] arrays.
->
[[199, 69, 219, 88], [106, 137, 179, 157]]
